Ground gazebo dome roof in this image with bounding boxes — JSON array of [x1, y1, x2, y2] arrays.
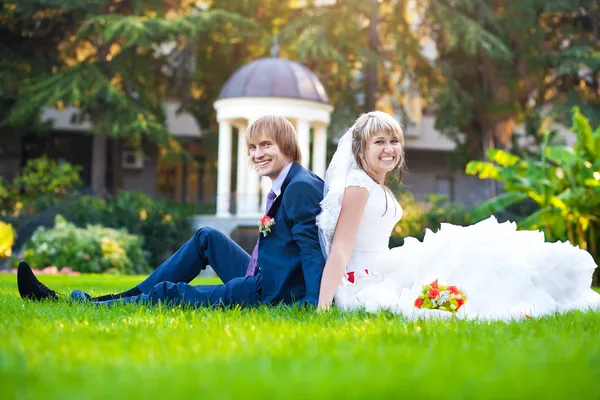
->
[[218, 58, 330, 104]]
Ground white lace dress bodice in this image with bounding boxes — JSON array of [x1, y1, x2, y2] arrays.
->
[[344, 168, 402, 273], [332, 169, 600, 321]]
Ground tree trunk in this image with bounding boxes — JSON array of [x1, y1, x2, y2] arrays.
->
[[481, 125, 499, 198], [589, 223, 597, 259], [91, 134, 107, 197], [110, 138, 124, 195], [365, 0, 379, 111], [480, 53, 517, 149], [576, 222, 587, 251], [567, 220, 575, 245]]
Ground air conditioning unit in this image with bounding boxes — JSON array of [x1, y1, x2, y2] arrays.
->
[[122, 150, 144, 169]]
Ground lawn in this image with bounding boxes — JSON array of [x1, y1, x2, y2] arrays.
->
[[1, 274, 599, 400]]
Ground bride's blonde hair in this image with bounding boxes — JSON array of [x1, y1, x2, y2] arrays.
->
[[351, 111, 406, 183]]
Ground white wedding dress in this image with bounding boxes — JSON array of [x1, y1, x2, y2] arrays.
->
[[316, 130, 600, 321]]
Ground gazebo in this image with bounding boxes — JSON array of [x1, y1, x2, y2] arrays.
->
[[213, 56, 333, 218]]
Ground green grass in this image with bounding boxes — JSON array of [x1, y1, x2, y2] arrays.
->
[[1, 275, 599, 400]]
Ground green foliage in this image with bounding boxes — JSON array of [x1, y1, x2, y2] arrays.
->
[[12, 215, 150, 274], [390, 192, 469, 247], [0, 176, 8, 199], [0, 155, 192, 268], [433, 0, 600, 158], [181, 0, 289, 127], [0, 157, 84, 220], [65, 191, 193, 268], [279, 0, 507, 129], [423, 0, 511, 59], [466, 107, 600, 282], [509, 112, 567, 159], [0, 0, 257, 150], [0, 177, 15, 215], [12, 156, 83, 212]]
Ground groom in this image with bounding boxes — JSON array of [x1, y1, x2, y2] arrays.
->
[[17, 116, 326, 308]]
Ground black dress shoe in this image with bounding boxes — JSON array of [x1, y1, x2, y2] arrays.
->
[[17, 261, 60, 301]]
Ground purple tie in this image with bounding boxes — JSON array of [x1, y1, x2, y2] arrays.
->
[[245, 190, 277, 277]]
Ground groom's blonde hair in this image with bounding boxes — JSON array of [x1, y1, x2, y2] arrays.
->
[[351, 111, 406, 181], [246, 116, 302, 163]]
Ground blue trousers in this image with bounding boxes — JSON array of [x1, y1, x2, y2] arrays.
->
[[96, 228, 262, 308]]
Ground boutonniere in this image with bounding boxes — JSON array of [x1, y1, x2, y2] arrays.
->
[[258, 215, 275, 237]]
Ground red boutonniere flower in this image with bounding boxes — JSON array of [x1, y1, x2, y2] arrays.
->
[[258, 215, 275, 237]]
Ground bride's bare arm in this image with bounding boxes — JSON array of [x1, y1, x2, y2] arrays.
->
[[317, 186, 369, 311]]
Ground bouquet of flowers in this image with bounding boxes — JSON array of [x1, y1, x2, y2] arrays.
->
[[414, 280, 467, 312]]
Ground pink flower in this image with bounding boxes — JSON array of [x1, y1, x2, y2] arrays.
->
[[260, 216, 272, 226], [258, 215, 275, 237]]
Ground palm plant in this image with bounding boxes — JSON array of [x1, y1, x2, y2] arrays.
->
[[466, 107, 600, 267]]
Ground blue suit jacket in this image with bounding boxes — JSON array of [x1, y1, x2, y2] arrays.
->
[[257, 162, 326, 306]]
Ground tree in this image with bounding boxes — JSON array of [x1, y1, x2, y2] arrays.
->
[[0, 0, 256, 195], [278, 0, 509, 134], [431, 0, 600, 160], [278, 0, 432, 131], [179, 0, 297, 129]]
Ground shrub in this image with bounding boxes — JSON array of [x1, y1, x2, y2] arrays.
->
[[12, 215, 150, 274], [0, 176, 21, 219], [66, 191, 193, 268], [5, 190, 193, 270], [0, 177, 11, 212], [13, 156, 83, 213], [390, 192, 470, 248]]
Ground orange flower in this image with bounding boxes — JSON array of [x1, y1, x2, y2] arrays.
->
[[430, 280, 439, 290]]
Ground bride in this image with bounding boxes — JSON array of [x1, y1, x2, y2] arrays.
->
[[315, 111, 600, 320]]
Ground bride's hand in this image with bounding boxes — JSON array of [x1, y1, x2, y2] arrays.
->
[[317, 301, 331, 312], [317, 187, 368, 313]]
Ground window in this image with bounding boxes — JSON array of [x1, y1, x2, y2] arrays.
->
[[435, 177, 453, 201]]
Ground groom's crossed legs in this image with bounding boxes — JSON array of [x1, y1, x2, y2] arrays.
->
[[85, 228, 262, 308]]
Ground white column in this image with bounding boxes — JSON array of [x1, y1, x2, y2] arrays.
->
[[312, 124, 328, 178], [216, 120, 232, 217], [235, 123, 248, 216], [246, 166, 261, 216], [246, 117, 261, 216], [296, 119, 311, 168]]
